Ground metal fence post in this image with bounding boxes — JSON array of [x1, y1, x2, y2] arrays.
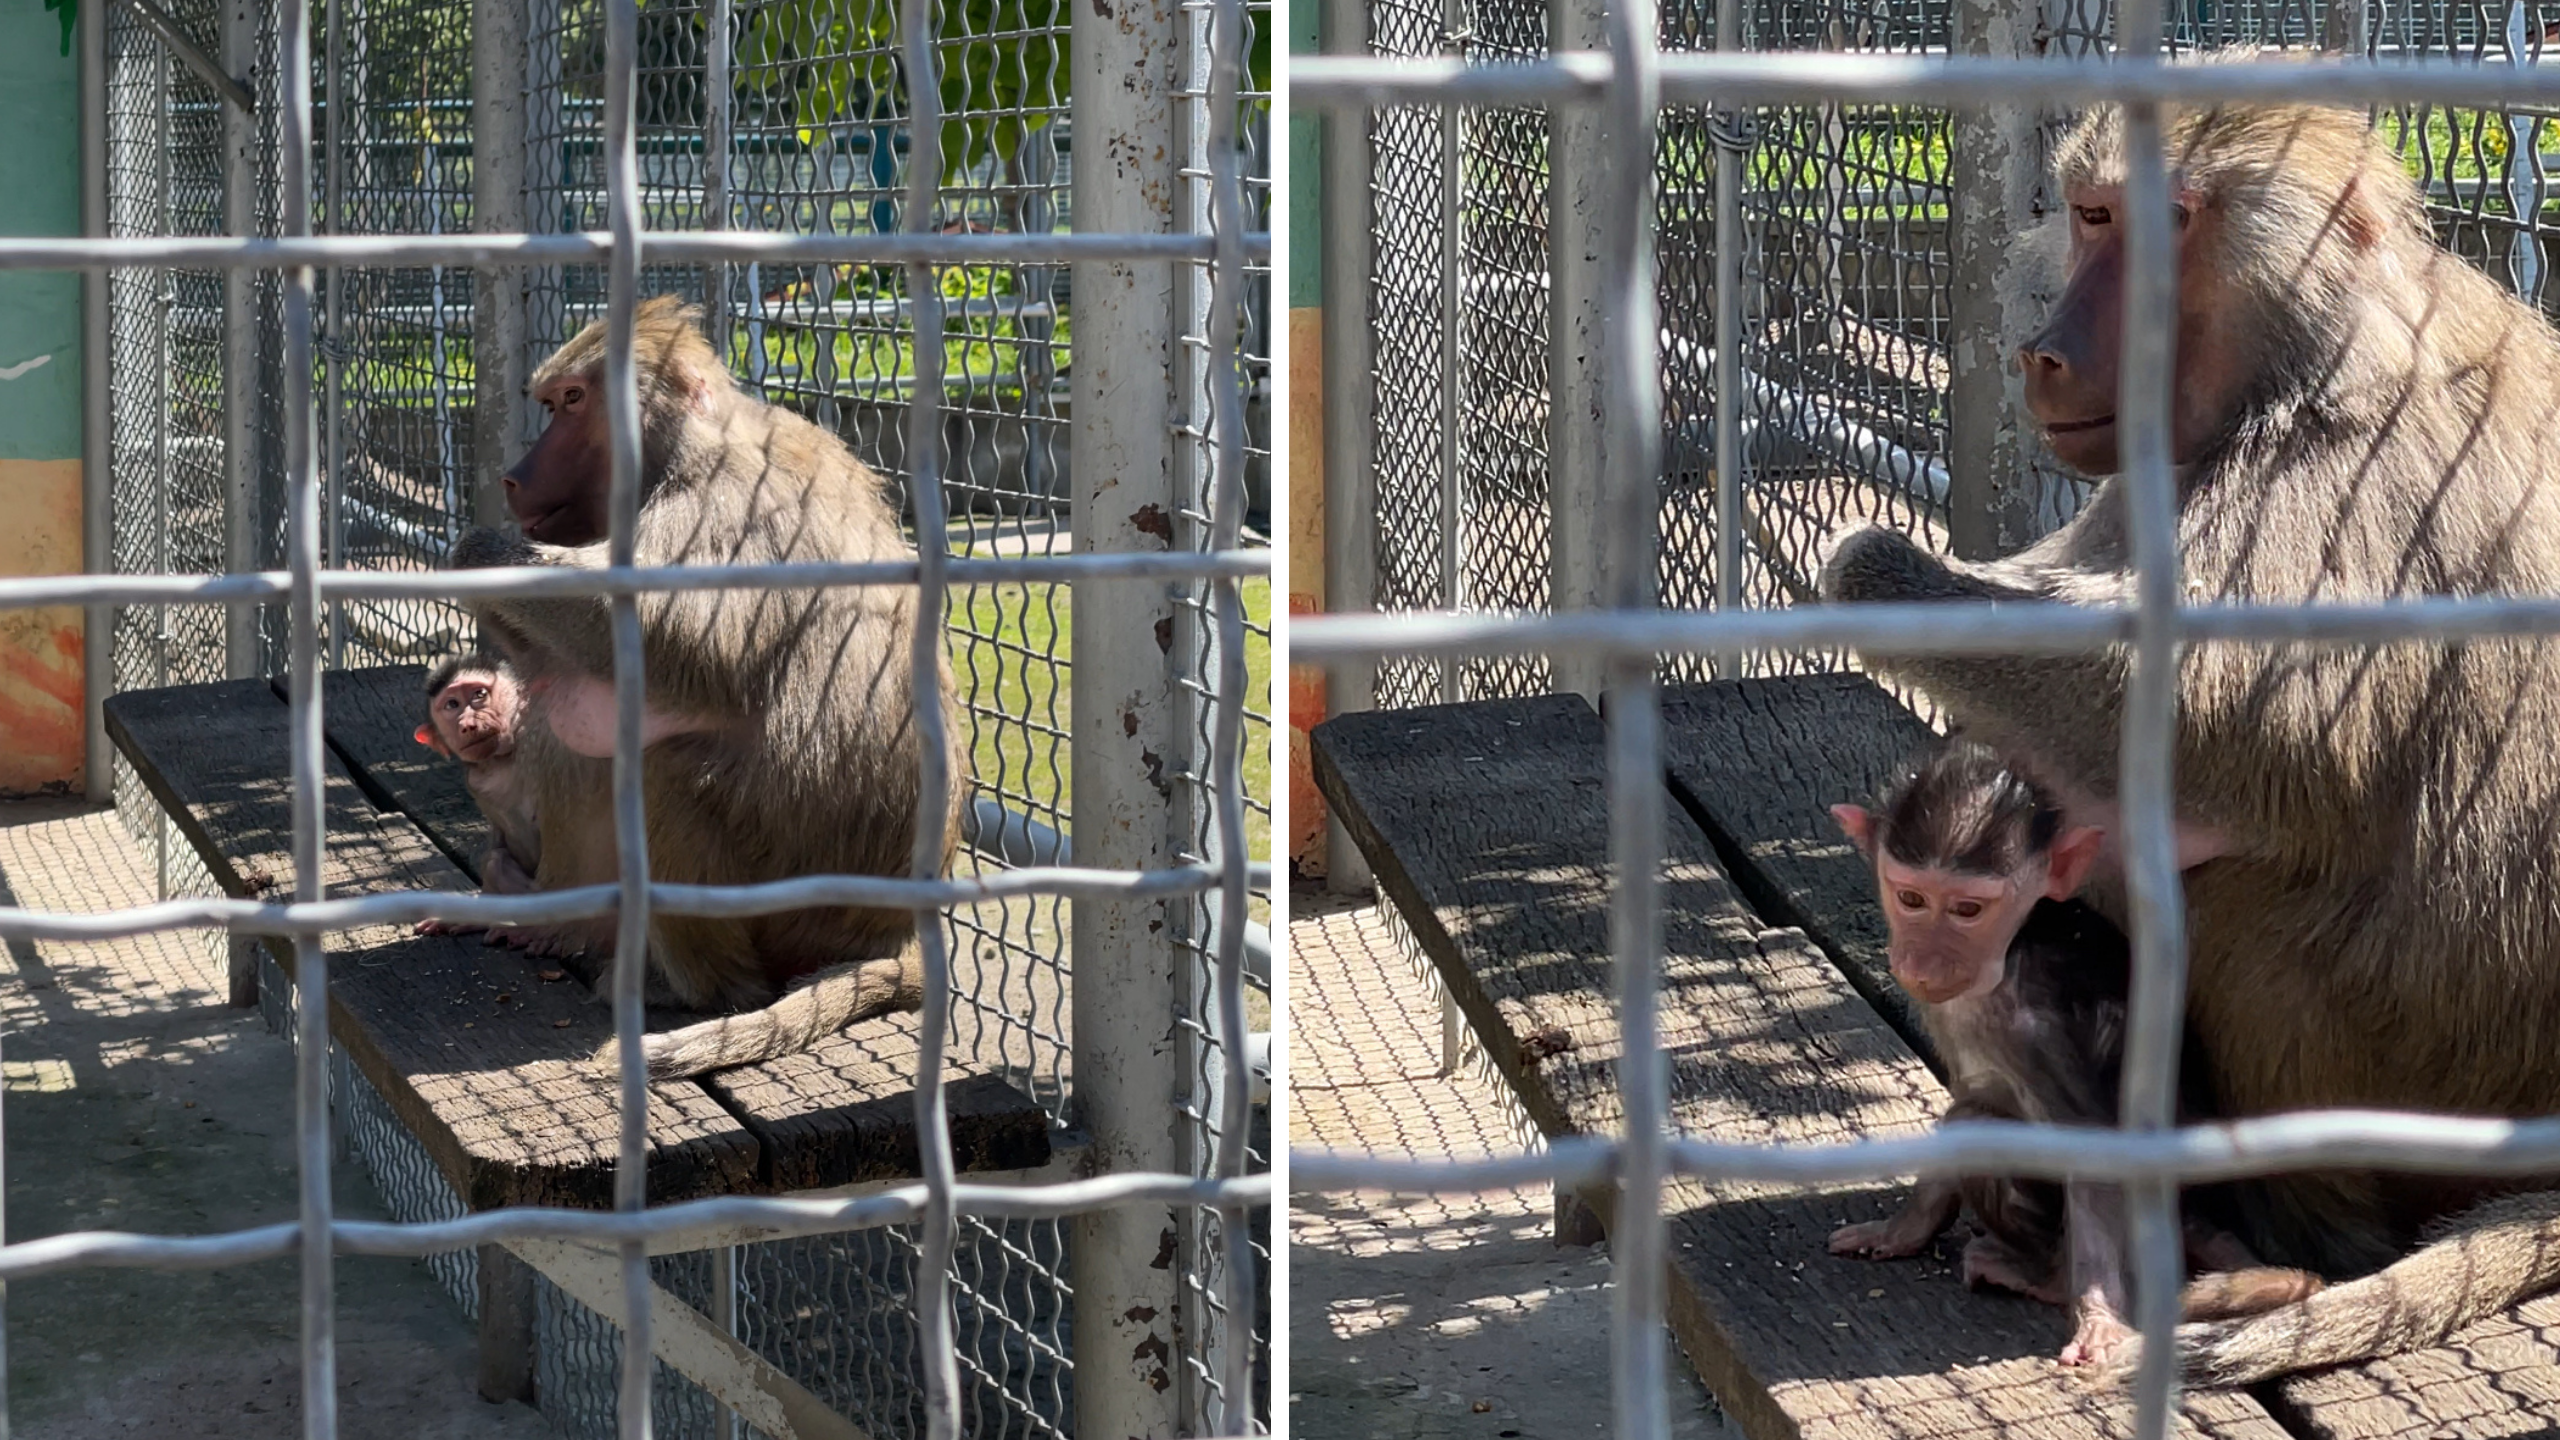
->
[[473, 0, 530, 527], [1548, 0, 1611, 699], [1320, 0, 1375, 893], [81, 0, 110, 805], [1069, 0, 1185, 1424], [221, 0, 259, 677], [1944, 0, 2046, 559]]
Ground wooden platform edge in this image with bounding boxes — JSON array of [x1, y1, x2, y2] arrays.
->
[[103, 683, 509, 1210], [1308, 699, 1589, 1144], [302, 666, 1059, 1198], [106, 682, 765, 1213]]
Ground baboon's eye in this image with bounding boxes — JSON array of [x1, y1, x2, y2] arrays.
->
[[1894, 889, 1927, 912], [562, 385, 586, 407], [2075, 204, 2113, 228], [1949, 899, 1985, 919]]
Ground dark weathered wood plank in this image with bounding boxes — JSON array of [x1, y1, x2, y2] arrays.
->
[[700, 1012, 1054, 1192], [316, 665, 1055, 1191], [1311, 695, 2285, 1440], [1664, 674, 2546, 1440], [107, 679, 760, 1209], [1658, 673, 1940, 1069]]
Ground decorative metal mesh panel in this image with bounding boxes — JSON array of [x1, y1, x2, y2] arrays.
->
[[1360, 0, 2560, 695], [94, 0, 1267, 1431]]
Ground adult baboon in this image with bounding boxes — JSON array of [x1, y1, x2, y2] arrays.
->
[[452, 296, 960, 1081], [1819, 86, 2560, 1382]]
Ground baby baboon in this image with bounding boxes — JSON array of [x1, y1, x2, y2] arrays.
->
[[1828, 741, 2321, 1371], [413, 653, 541, 925], [452, 296, 957, 1080], [1819, 66, 2560, 1381]]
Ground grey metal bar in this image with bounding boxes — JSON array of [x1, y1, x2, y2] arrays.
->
[[322, 0, 342, 667], [1290, 49, 2560, 107], [219, 0, 257, 680], [471, 0, 529, 527], [1068, 0, 1186, 1417], [110, 0, 253, 112], [1290, 591, 2560, 657], [1709, 0, 1741, 664], [1943, 0, 2044, 559], [0, 551, 1270, 609], [274, 0, 337, 1423], [897, 0, 961, 1430], [1598, 0, 1664, 1429], [1437, 17, 1462, 706], [0, 231, 1268, 271], [0, 1171, 1278, 1284], [1319, 0, 1375, 894], [702, 0, 730, 355], [595, 0, 653, 1423], [1201, 0, 1255, 1412], [1299, 1106, 2560, 1189], [1545, 0, 1607, 703], [711, 1245, 739, 1440], [2113, 1, 2191, 1432], [80, 0, 110, 806], [0, 862, 1264, 943]]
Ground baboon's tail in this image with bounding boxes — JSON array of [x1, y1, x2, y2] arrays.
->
[[2175, 1190, 2560, 1387], [600, 945, 927, 1082]]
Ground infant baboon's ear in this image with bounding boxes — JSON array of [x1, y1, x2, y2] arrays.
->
[[1830, 803, 1879, 859]]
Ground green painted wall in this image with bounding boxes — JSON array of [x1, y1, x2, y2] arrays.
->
[[1288, 0, 1321, 308], [0, 0, 82, 462]]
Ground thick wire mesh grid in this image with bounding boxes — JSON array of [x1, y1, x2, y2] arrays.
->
[[1171, 0, 1274, 1416], [1352, 0, 2560, 707], [1298, 17, 2560, 1440], [316, 0, 482, 666], [51, 0, 1271, 1428]]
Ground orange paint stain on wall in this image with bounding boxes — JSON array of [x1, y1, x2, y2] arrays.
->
[[0, 459, 85, 794], [1286, 308, 1329, 877]]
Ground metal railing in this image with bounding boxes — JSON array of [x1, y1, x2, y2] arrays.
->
[[9, 0, 1273, 1435], [1294, 36, 2560, 1440]]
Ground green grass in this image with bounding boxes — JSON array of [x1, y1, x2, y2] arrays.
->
[[1649, 104, 2560, 228], [950, 576, 1273, 870]]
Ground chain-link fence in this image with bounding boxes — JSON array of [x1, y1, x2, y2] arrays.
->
[[71, 0, 1271, 1430], [1345, 0, 2560, 695]]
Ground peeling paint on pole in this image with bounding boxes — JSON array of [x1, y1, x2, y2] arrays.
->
[[1068, 0, 1185, 1424]]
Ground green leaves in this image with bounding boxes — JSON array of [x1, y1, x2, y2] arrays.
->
[[739, 0, 1068, 177]]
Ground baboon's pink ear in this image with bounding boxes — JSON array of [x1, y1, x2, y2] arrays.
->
[[2046, 825, 2106, 900], [1831, 804, 1877, 859], [414, 724, 441, 752]]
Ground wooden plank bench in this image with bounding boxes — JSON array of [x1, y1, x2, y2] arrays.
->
[[1315, 685, 2318, 1440], [106, 667, 1055, 1432]]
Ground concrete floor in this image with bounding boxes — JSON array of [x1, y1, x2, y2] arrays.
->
[[1289, 893, 1734, 1440], [0, 799, 550, 1439]]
